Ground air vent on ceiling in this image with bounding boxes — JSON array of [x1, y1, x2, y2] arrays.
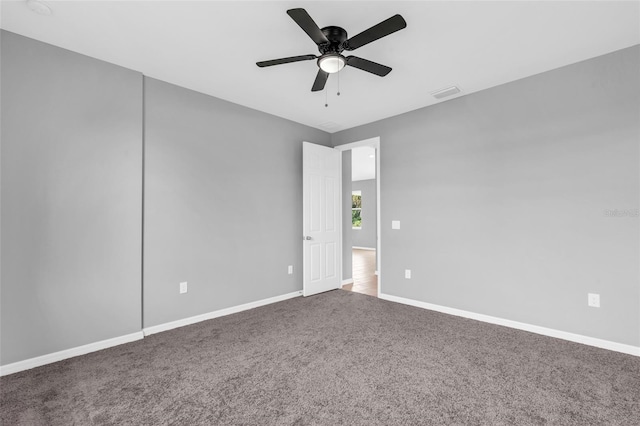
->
[[431, 86, 461, 99], [319, 121, 340, 130]]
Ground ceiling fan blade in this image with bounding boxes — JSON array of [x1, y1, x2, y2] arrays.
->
[[311, 69, 329, 92], [344, 14, 407, 51], [256, 55, 317, 68], [287, 8, 329, 45], [346, 56, 392, 76]]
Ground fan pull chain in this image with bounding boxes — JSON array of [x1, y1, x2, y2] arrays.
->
[[325, 84, 328, 107], [337, 71, 341, 96]]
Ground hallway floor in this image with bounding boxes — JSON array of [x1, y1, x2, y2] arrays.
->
[[343, 249, 377, 297]]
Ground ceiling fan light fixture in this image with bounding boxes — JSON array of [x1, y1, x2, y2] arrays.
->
[[318, 54, 346, 74]]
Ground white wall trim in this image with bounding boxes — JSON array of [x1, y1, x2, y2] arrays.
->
[[143, 290, 303, 336], [1, 291, 304, 376], [379, 293, 640, 357], [0, 331, 144, 377], [334, 137, 380, 151], [341, 278, 354, 287], [352, 246, 375, 251], [335, 137, 382, 299]]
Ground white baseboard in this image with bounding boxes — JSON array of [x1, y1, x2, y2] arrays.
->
[[379, 293, 640, 357], [0, 331, 144, 377], [1, 291, 303, 377], [352, 246, 375, 251], [143, 290, 303, 336], [341, 279, 354, 287]]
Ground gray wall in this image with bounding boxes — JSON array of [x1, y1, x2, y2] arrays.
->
[[342, 151, 352, 282], [351, 179, 377, 249], [143, 78, 330, 327], [332, 46, 640, 346], [0, 31, 331, 365], [1, 31, 143, 364]]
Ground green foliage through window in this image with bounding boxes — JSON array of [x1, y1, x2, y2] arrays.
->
[[352, 210, 361, 227], [352, 192, 362, 228]]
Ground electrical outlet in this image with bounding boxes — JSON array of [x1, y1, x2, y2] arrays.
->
[[288, 265, 293, 275], [405, 269, 411, 279], [588, 293, 600, 308], [392, 220, 401, 230], [180, 281, 188, 294]]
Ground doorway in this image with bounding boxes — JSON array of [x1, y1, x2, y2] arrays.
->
[[335, 137, 381, 298]]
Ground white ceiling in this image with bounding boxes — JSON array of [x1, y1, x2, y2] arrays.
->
[[351, 146, 375, 181], [1, 1, 639, 133]]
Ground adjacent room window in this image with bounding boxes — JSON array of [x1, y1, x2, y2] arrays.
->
[[352, 190, 362, 229]]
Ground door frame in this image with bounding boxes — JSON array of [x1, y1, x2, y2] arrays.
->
[[334, 137, 381, 297]]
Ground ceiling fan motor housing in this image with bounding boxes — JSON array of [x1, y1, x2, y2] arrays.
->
[[319, 26, 348, 54]]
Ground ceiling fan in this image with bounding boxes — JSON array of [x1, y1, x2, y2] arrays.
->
[[257, 9, 407, 92]]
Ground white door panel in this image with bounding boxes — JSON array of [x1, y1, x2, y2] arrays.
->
[[303, 142, 341, 297]]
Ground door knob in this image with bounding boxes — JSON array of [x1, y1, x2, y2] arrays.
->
[[304, 236, 312, 240]]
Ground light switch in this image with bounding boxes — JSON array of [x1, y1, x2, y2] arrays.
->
[[392, 220, 400, 230]]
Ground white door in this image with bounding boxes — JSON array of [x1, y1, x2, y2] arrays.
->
[[303, 142, 341, 296]]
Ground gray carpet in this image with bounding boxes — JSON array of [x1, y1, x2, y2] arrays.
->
[[1, 290, 639, 425]]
